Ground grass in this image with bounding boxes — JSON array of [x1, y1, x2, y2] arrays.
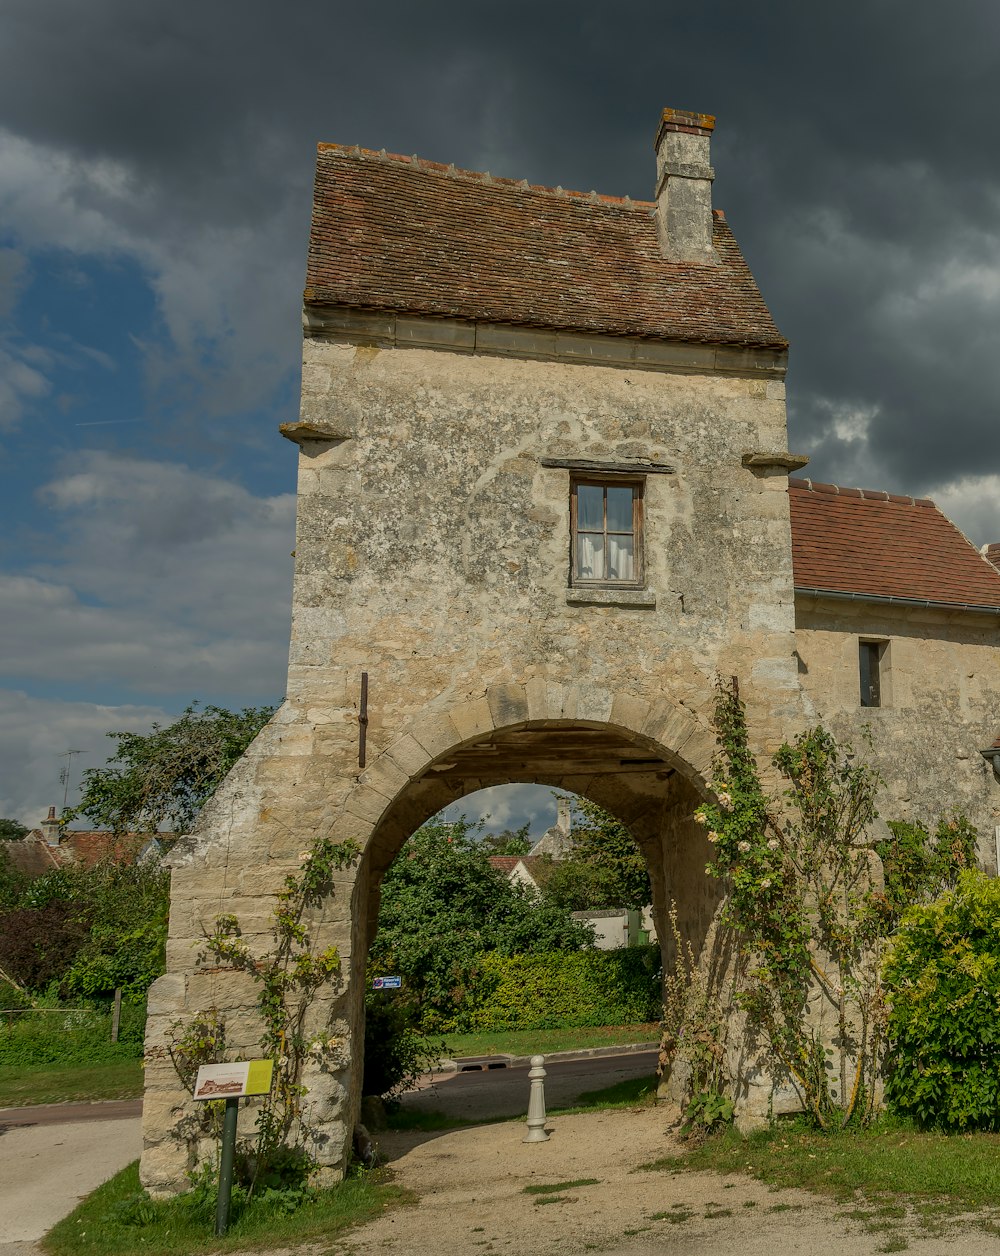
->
[[42, 1160, 410, 1256], [522, 1178, 600, 1195], [441, 1023, 658, 1058], [669, 1117, 1000, 1213], [384, 1106, 481, 1132], [638, 1116, 1000, 1241], [549, 1072, 657, 1115], [0, 1059, 143, 1108]]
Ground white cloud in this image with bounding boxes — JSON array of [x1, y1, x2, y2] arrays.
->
[[440, 784, 563, 838], [1, 452, 295, 696], [0, 126, 304, 419], [0, 689, 170, 825], [925, 474, 1000, 548]]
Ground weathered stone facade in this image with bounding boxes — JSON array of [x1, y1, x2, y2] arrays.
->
[[796, 597, 1000, 866], [139, 106, 1000, 1193]]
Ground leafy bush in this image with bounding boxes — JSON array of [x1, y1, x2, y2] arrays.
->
[[875, 815, 977, 925], [370, 821, 593, 1030], [884, 870, 1000, 1130], [362, 991, 442, 1098], [0, 1000, 146, 1065], [0, 901, 88, 991], [467, 945, 661, 1031]]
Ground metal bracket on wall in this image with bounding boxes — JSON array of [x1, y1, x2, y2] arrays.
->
[[359, 672, 369, 770]]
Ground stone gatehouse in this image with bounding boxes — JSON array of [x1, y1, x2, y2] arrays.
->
[[140, 108, 1000, 1193]]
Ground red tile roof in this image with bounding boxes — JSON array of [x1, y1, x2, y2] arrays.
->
[[487, 856, 523, 874], [305, 145, 786, 349], [789, 478, 1000, 610], [6, 830, 152, 878]]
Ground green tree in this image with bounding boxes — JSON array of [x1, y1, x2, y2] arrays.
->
[[66, 702, 274, 835], [370, 820, 593, 1030], [0, 858, 169, 999], [542, 798, 651, 912], [479, 824, 531, 856], [0, 818, 28, 842]]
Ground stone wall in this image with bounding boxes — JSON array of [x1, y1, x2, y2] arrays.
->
[[139, 331, 807, 1194], [796, 596, 1000, 867]]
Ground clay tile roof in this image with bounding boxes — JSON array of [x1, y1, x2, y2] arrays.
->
[[487, 856, 523, 874], [5, 830, 151, 878], [305, 145, 787, 349], [789, 478, 1000, 610]]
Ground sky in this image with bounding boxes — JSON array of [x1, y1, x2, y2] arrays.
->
[[3, 0, 1000, 830]]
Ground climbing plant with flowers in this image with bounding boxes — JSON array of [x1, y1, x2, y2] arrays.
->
[[194, 834, 361, 1173], [686, 678, 886, 1129]]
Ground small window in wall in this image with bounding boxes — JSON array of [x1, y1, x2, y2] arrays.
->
[[859, 640, 888, 708], [570, 478, 644, 587]]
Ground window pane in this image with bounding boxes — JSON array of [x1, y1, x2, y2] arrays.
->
[[577, 532, 604, 579], [578, 484, 604, 531], [607, 533, 634, 580], [606, 486, 634, 533]]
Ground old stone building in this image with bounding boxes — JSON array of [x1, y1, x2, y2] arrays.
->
[[140, 107, 1000, 1192], [790, 477, 1000, 858]]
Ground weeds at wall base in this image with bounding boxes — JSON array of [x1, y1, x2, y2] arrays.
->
[[42, 1159, 411, 1256]]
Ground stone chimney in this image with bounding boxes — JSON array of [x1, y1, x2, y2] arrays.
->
[[654, 107, 717, 264], [556, 795, 572, 836], [41, 805, 62, 846]]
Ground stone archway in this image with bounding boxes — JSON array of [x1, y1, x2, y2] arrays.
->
[[282, 684, 721, 1185], [139, 682, 730, 1195]]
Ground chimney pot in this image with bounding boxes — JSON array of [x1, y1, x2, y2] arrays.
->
[[41, 805, 62, 846], [654, 106, 717, 264]]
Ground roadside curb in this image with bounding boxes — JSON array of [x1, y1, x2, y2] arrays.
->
[[433, 1041, 658, 1073]]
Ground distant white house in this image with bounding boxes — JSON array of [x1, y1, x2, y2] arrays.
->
[[488, 797, 658, 950]]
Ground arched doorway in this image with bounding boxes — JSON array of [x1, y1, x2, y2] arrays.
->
[[327, 711, 722, 1163]]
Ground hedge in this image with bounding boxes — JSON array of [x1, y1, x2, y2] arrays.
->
[[884, 870, 1000, 1130], [467, 945, 661, 1031], [0, 1001, 146, 1067]]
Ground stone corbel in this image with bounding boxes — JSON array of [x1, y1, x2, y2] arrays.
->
[[279, 421, 349, 446], [741, 450, 810, 473]]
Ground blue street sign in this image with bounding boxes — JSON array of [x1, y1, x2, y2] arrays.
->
[[372, 975, 403, 989]]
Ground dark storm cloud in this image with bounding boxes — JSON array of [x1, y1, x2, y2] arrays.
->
[[4, 1, 1000, 523]]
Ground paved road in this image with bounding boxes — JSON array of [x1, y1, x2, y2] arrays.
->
[[400, 1049, 659, 1122], [0, 1114, 141, 1248], [0, 1050, 657, 1253]]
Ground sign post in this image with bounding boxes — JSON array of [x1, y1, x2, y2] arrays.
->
[[192, 1059, 275, 1237], [216, 1095, 239, 1235]]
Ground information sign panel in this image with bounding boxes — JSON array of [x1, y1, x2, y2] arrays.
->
[[193, 1059, 274, 1101], [372, 975, 403, 989]]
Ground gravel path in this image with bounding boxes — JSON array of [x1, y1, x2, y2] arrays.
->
[[316, 1107, 1000, 1256]]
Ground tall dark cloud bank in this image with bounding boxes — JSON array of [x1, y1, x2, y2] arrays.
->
[[2, 0, 1000, 823]]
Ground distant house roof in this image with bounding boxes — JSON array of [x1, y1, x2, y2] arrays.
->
[[487, 856, 523, 875], [789, 478, 1000, 611], [305, 145, 787, 350], [5, 827, 156, 879], [487, 855, 551, 887]]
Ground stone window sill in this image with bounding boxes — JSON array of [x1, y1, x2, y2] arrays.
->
[[566, 587, 656, 608]]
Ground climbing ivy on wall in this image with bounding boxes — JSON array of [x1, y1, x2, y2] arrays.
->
[[668, 678, 888, 1129], [170, 835, 360, 1177]]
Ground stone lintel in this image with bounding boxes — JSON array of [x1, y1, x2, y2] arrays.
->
[[303, 307, 788, 379], [566, 587, 657, 608], [541, 456, 675, 475]]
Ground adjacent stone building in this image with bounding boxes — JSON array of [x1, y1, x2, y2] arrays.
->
[[140, 107, 1000, 1192]]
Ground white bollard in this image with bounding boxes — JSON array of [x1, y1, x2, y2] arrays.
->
[[523, 1054, 550, 1143]]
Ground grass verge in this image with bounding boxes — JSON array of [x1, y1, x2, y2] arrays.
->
[[549, 1073, 657, 1115], [442, 1023, 658, 1058], [43, 1160, 409, 1256], [0, 1060, 143, 1108], [670, 1118, 1000, 1210], [641, 1116, 1000, 1239]]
